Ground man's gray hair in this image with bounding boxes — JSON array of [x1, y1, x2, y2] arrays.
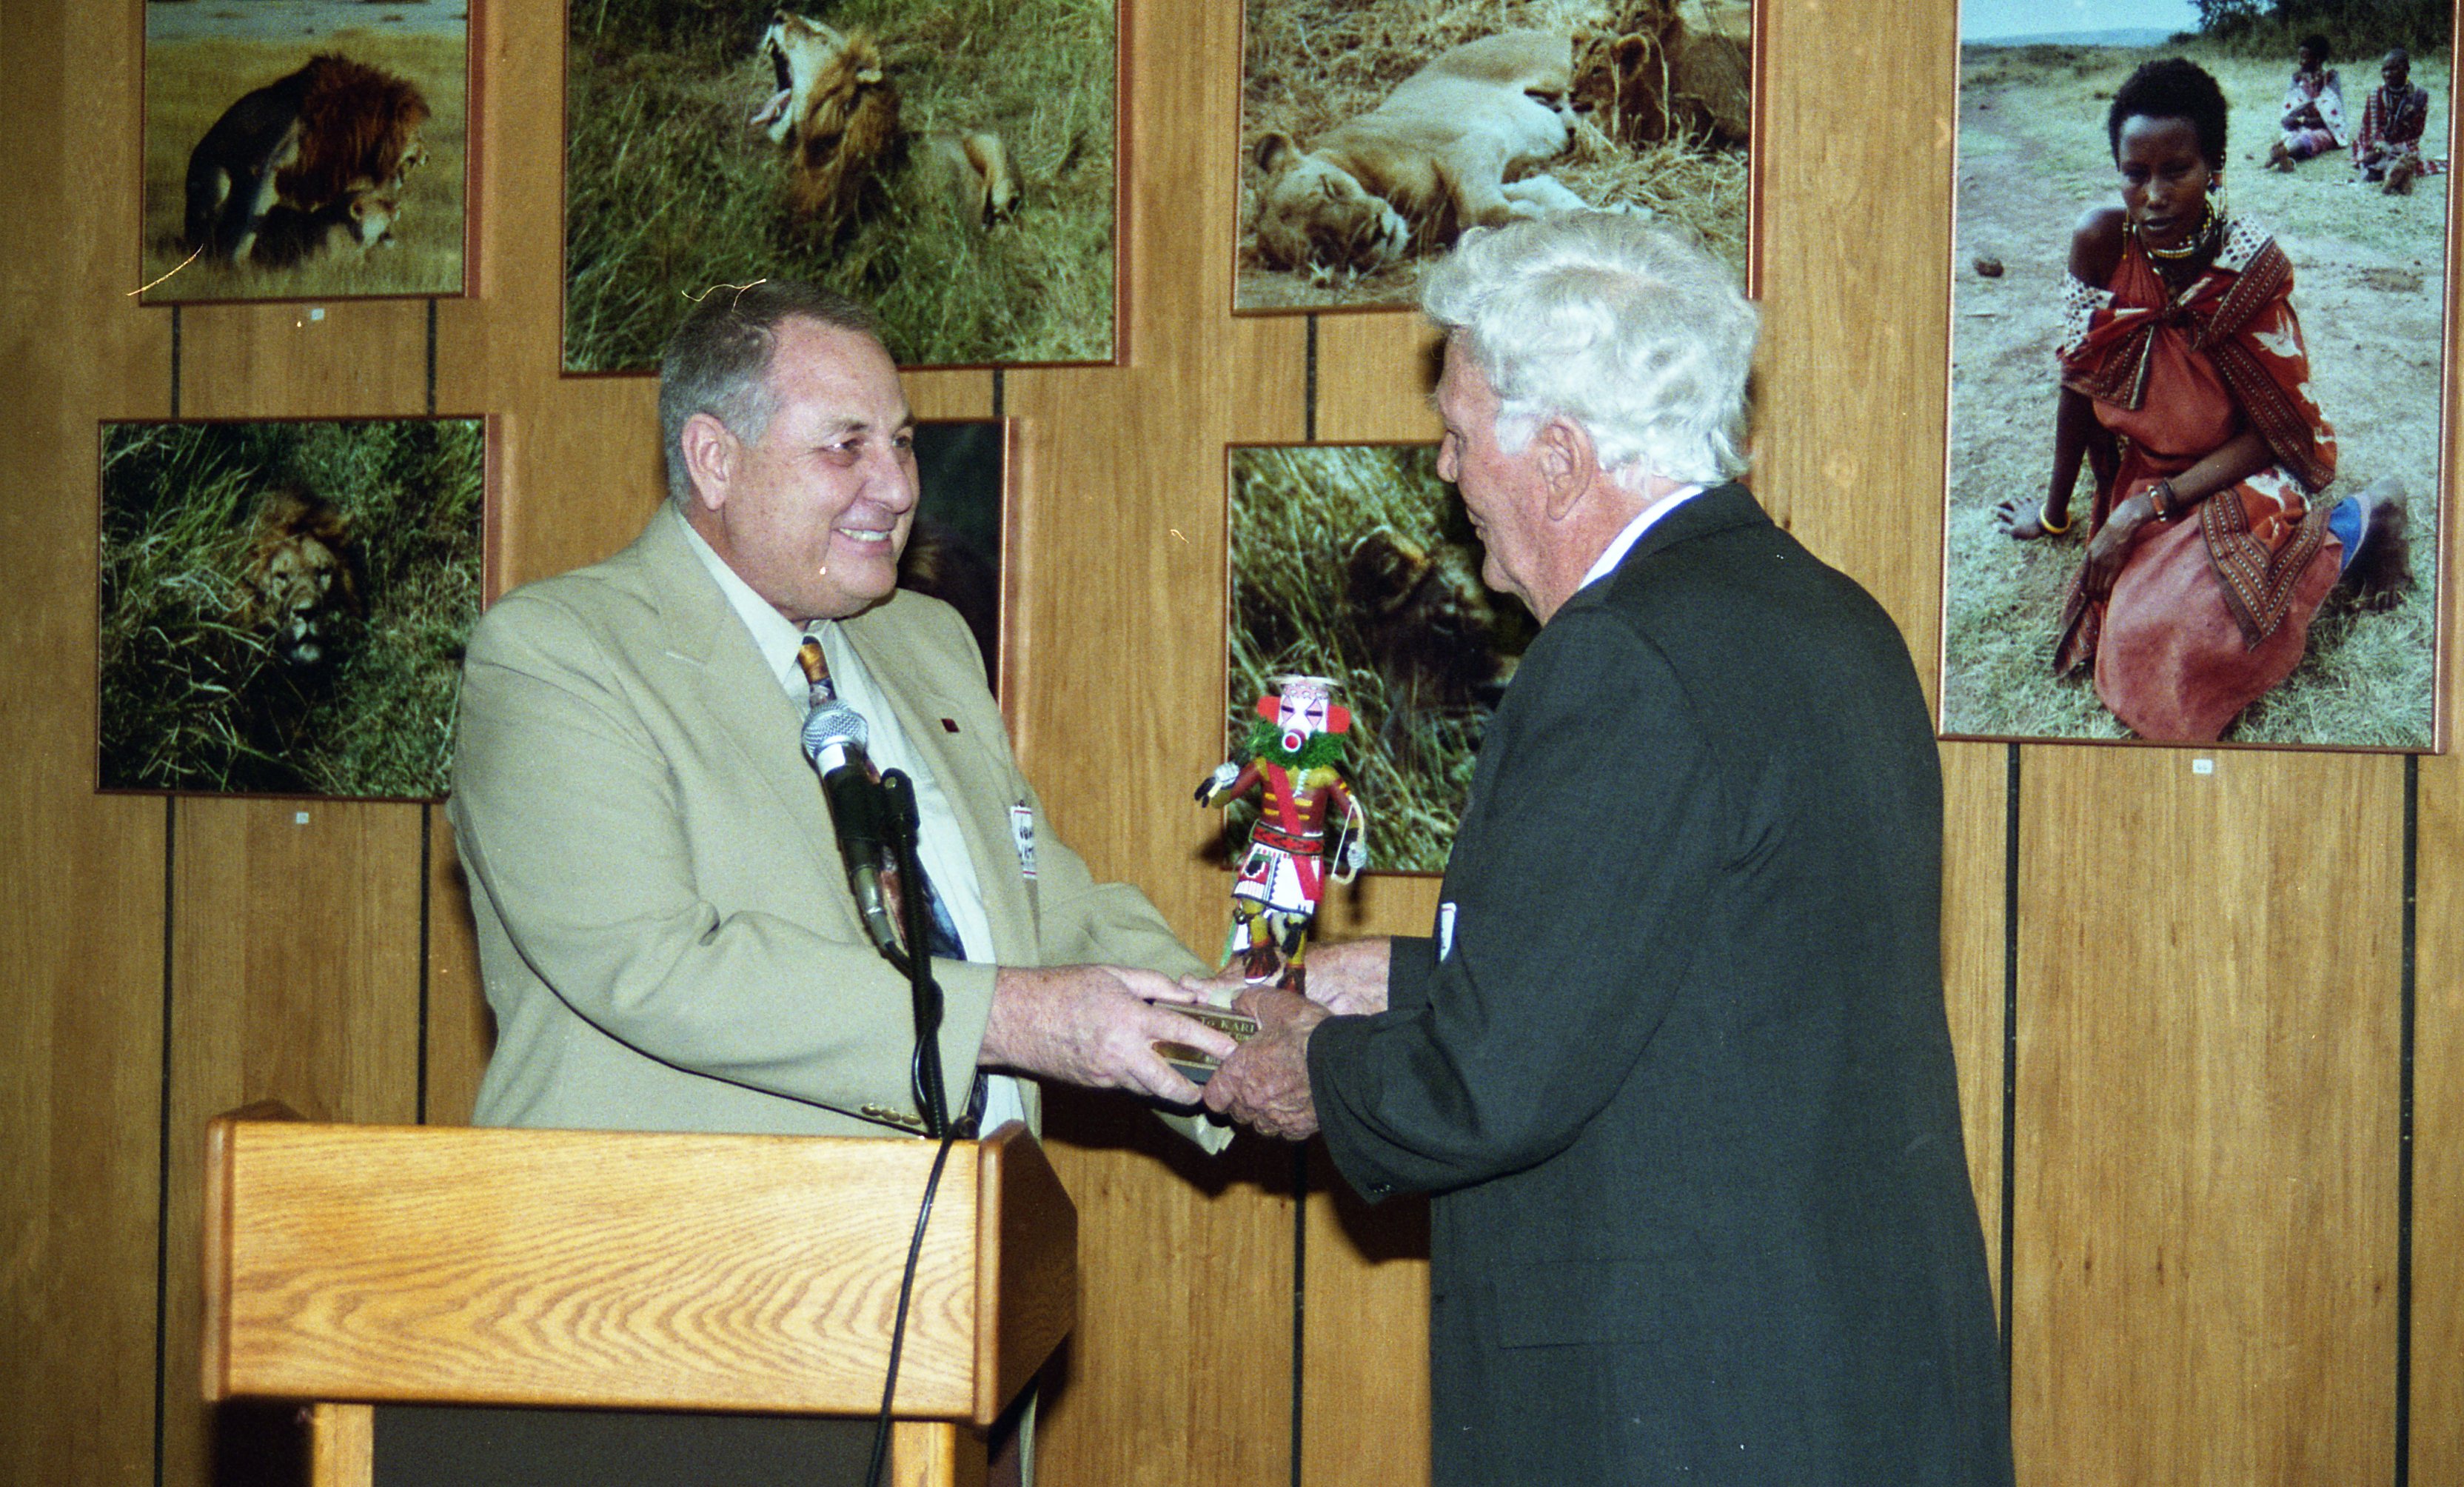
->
[[657, 279, 885, 507], [1420, 213, 1758, 488]]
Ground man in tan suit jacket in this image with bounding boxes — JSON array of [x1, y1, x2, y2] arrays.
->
[[450, 279, 1236, 1144]]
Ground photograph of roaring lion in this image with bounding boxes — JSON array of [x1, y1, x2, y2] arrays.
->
[[751, 11, 905, 239], [562, 0, 1105, 371], [1238, 0, 1756, 312], [141, 7, 467, 301], [98, 418, 486, 800]]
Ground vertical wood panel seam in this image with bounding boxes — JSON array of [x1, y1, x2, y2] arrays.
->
[[416, 807, 433, 1125], [169, 307, 181, 418], [1304, 317, 1317, 444], [426, 301, 438, 418], [152, 797, 175, 1487], [1290, 1146, 1307, 1487], [992, 368, 1004, 419], [2000, 744, 2019, 1388], [2397, 754, 2417, 1487]]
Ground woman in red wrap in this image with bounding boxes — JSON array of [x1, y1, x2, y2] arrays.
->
[[1998, 57, 2408, 741]]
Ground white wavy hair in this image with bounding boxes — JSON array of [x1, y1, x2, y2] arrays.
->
[[1420, 212, 1758, 488]]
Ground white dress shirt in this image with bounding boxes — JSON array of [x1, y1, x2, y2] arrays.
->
[[1580, 481, 1705, 593]]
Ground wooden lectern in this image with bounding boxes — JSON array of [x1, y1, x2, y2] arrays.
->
[[201, 1104, 1076, 1487]]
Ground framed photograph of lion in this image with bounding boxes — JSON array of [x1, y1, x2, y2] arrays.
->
[[1223, 444, 1536, 875], [1233, 0, 1759, 315], [139, 1, 473, 302], [560, 2, 1116, 372], [1938, 4, 2451, 749], [98, 418, 492, 800]]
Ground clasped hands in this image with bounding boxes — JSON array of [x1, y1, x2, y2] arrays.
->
[[977, 938, 1389, 1139], [1188, 936, 1393, 1142]]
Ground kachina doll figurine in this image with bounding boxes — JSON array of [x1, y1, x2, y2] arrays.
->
[[1194, 674, 1368, 989]]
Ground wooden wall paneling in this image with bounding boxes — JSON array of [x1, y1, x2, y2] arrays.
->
[[1750, 0, 1957, 686], [421, 803, 487, 1126], [175, 301, 432, 420], [1314, 316, 1444, 444], [432, 0, 654, 592], [2416, 752, 2459, 1487], [1010, 0, 1305, 1481], [1297, 1145, 1428, 1487], [1940, 741, 2009, 1311], [161, 800, 425, 1487], [2011, 749, 2402, 1486], [0, 4, 179, 1483]]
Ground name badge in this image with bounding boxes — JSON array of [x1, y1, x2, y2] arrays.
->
[[1011, 803, 1038, 878], [1437, 901, 1457, 960]]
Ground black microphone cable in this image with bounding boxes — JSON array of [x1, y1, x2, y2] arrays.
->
[[851, 771, 960, 1487], [861, 1125, 958, 1487]]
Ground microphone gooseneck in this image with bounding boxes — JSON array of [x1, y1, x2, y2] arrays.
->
[[802, 704, 903, 960]]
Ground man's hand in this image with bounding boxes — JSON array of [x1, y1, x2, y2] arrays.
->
[[1292, 937, 1391, 1017], [981, 964, 1237, 1105], [1202, 988, 1330, 1140]]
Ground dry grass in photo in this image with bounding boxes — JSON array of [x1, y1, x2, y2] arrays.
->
[[1943, 39, 2445, 747], [564, 0, 1116, 371], [141, 16, 468, 301], [1236, 0, 1752, 312], [1226, 445, 1536, 873], [100, 419, 485, 798]]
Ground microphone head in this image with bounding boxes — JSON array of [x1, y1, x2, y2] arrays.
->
[[802, 701, 869, 766]]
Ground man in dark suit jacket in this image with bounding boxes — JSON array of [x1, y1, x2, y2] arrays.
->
[[1205, 214, 2014, 1486]]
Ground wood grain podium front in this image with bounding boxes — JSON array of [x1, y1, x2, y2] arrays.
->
[[201, 1104, 1077, 1487]]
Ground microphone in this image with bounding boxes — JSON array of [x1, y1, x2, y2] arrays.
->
[[801, 701, 903, 958]]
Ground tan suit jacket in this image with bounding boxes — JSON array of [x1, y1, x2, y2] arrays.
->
[[450, 506, 1213, 1140]]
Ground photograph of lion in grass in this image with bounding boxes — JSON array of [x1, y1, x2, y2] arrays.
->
[[563, 1, 1099, 372], [1236, 0, 1753, 313], [140, 1, 466, 301], [1227, 445, 1536, 873], [98, 418, 486, 799], [1941, 0, 2450, 748]]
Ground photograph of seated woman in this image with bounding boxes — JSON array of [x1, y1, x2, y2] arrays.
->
[[2265, 34, 2345, 172], [1993, 58, 2410, 744]]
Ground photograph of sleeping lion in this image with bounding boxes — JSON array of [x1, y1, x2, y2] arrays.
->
[[139, 0, 468, 301], [563, 1, 1105, 371], [1941, 0, 2452, 749], [1235, 0, 1755, 313]]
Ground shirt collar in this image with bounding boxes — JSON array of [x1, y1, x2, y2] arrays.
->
[[672, 503, 815, 698], [1579, 481, 1705, 592]]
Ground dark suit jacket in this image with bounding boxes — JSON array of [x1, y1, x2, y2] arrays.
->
[[1309, 485, 2012, 1486]]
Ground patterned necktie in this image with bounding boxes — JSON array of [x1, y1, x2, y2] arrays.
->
[[797, 635, 966, 962]]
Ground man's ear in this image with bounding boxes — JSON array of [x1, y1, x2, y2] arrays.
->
[[677, 412, 738, 512], [1533, 415, 1598, 521]]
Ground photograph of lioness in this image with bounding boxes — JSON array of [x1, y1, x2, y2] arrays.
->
[[1228, 444, 1537, 872], [563, 1, 1104, 371], [98, 418, 486, 799], [1239, 0, 1756, 311], [141, 1, 466, 301]]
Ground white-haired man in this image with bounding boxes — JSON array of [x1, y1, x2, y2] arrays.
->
[[1206, 215, 2014, 1486]]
